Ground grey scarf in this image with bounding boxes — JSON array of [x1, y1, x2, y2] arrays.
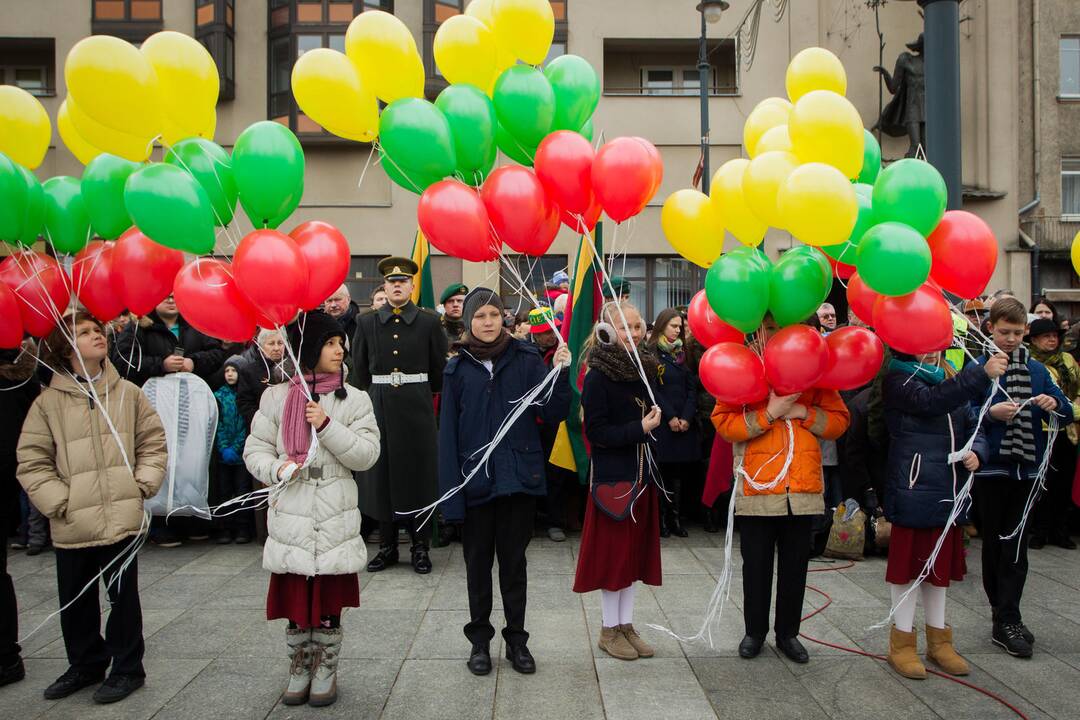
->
[[1000, 347, 1036, 465]]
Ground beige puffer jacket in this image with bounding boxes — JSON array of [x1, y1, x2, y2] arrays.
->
[[17, 364, 167, 549], [244, 382, 380, 577]]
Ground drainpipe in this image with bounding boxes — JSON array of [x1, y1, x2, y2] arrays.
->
[[1023, 0, 1042, 301]]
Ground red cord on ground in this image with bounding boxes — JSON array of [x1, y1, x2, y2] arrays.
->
[[798, 560, 1030, 720]]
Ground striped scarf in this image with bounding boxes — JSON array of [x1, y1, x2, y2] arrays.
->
[[1000, 347, 1036, 464]]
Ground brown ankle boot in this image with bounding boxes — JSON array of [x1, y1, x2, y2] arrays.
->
[[598, 626, 638, 660], [925, 624, 969, 676], [887, 626, 926, 680], [619, 624, 654, 658]]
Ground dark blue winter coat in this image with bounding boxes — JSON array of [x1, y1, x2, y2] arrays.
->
[[971, 354, 1075, 481], [883, 361, 991, 528], [653, 349, 701, 463], [438, 338, 571, 523], [582, 367, 658, 484]]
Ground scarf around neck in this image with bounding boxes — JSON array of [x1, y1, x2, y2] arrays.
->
[[889, 358, 945, 385], [459, 329, 512, 362], [657, 336, 684, 363], [283, 372, 343, 466], [999, 347, 1036, 465], [588, 342, 658, 383], [1031, 346, 1079, 399]]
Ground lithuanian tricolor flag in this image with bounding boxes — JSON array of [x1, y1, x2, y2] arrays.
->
[[410, 228, 435, 310], [550, 223, 604, 484]]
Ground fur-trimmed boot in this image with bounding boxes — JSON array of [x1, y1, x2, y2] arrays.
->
[[283, 628, 312, 706], [308, 628, 342, 707], [925, 624, 969, 676], [887, 626, 926, 680]]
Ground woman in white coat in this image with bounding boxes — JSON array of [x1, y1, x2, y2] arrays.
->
[[244, 311, 380, 708]]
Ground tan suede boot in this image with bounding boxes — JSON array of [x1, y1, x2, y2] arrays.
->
[[887, 626, 926, 680], [282, 628, 312, 706], [925, 625, 969, 676], [598, 626, 638, 660], [619, 624, 654, 658]]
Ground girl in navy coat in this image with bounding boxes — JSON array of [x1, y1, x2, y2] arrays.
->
[[438, 289, 571, 677], [882, 350, 1006, 680]]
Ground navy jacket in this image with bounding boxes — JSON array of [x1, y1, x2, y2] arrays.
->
[[883, 361, 991, 528], [653, 350, 701, 463], [438, 338, 570, 522], [971, 354, 1075, 481], [582, 367, 658, 484]]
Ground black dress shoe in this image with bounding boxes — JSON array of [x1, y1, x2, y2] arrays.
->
[[670, 517, 689, 538], [92, 674, 145, 704], [234, 534, 252, 545], [411, 544, 432, 574], [43, 666, 106, 700], [1052, 534, 1077, 550], [467, 644, 492, 676], [776, 636, 809, 664], [702, 510, 719, 534], [738, 635, 764, 659], [1029, 535, 1046, 549], [366, 546, 399, 572], [0, 658, 25, 687], [505, 643, 536, 674]]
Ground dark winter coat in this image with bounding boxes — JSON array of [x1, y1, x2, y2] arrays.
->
[[112, 312, 226, 389], [438, 338, 570, 523], [336, 301, 360, 349], [883, 361, 991, 528], [652, 349, 700, 463], [582, 368, 658, 485], [213, 384, 246, 465], [0, 350, 40, 515], [236, 353, 290, 429], [837, 386, 886, 508]]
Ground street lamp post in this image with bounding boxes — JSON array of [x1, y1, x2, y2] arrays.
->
[[697, 1, 727, 194]]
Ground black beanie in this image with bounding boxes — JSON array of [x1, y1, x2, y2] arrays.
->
[[461, 287, 504, 332], [287, 311, 347, 374]]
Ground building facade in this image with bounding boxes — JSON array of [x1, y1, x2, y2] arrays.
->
[[0, 0, 1045, 319]]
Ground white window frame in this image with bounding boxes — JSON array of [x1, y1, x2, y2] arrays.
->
[[1062, 157, 1080, 220], [1061, 36, 1080, 99], [4, 65, 50, 96], [639, 65, 715, 97]]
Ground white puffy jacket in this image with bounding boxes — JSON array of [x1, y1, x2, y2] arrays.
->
[[244, 383, 380, 576]]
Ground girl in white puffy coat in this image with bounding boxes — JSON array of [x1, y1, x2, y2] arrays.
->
[[244, 311, 379, 708]]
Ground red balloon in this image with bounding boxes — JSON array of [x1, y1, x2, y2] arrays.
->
[[480, 166, 559, 256], [72, 241, 125, 323], [819, 249, 856, 280], [872, 283, 953, 355], [233, 230, 309, 327], [632, 136, 664, 198], [535, 130, 595, 216], [926, 210, 998, 299], [289, 221, 350, 311], [0, 252, 72, 338], [688, 290, 744, 348], [846, 273, 880, 325], [561, 192, 602, 234], [698, 342, 769, 404], [418, 179, 499, 262], [113, 227, 185, 316], [763, 325, 829, 395], [817, 326, 885, 390], [0, 284, 23, 349], [174, 259, 259, 342], [592, 137, 659, 223]]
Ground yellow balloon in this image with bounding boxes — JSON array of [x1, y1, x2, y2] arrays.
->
[[0, 86, 51, 169], [57, 99, 105, 165], [345, 10, 425, 103], [292, 49, 380, 142], [66, 95, 153, 162], [710, 159, 767, 248], [141, 31, 219, 145], [788, 90, 864, 179], [743, 98, 791, 158], [662, 189, 725, 268], [743, 151, 800, 229], [754, 124, 793, 155], [466, 0, 517, 82], [777, 162, 857, 247], [435, 15, 497, 88], [492, 0, 555, 66], [786, 46, 847, 102], [65, 35, 163, 140], [1072, 231, 1080, 277]]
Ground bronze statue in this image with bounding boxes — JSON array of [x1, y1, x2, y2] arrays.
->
[[874, 33, 925, 158]]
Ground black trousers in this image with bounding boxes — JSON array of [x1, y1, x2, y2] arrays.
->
[[0, 486, 19, 666], [378, 516, 431, 549], [660, 462, 695, 519], [55, 540, 145, 678], [543, 464, 574, 529], [212, 462, 255, 536], [976, 476, 1034, 625], [1032, 437, 1076, 540], [739, 514, 813, 640], [462, 493, 535, 647]]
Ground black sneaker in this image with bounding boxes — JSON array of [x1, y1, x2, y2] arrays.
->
[[92, 674, 145, 704], [43, 666, 106, 700], [992, 623, 1033, 658], [0, 658, 25, 687], [1018, 623, 1035, 645]]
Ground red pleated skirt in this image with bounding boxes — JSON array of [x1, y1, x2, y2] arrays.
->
[[573, 482, 662, 593], [266, 573, 360, 628], [885, 525, 967, 588]]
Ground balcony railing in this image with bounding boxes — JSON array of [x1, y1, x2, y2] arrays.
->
[[1021, 215, 1080, 254], [603, 85, 739, 97]]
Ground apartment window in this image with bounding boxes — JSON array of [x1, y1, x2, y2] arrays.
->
[[639, 66, 713, 96], [91, 0, 163, 41], [604, 38, 738, 96], [1062, 37, 1080, 98], [346, 256, 383, 306], [616, 256, 704, 320], [0, 38, 56, 97], [1064, 158, 1080, 217], [499, 255, 570, 311], [195, 0, 235, 100]]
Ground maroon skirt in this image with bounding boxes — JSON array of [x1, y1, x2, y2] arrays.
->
[[885, 525, 967, 587], [266, 573, 360, 628], [573, 482, 662, 593]]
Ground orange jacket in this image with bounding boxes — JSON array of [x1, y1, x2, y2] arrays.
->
[[711, 388, 850, 516]]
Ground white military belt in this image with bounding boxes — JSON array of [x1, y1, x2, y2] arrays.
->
[[371, 372, 428, 387]]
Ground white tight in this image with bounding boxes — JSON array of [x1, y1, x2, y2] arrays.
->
[[890, 582, 948, 632], [600, 584, 636, 627]]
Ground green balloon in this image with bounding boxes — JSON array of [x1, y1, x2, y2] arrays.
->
[[496, 122, 538, 167], [15, 165, 45, 247], [857, 129, 881, 185], [705, 246, 773, 334], [578, 118, 594, 143], [493, 65, 555, 148], [379, 98, 457, 190], [42, 177, 91, 254], [822, 190, 874, 262], [124, 163, 216, 255], [378, 147, 444, 194], [0, 152, 29, 243], [872, 158, 947, 237], [544, 54, 600, 133], [769, 246, 832, 327], [435, 84, 497, 186], [856, 221, 932, 297], [164, 138, 238, 228], [82, 154, 140, 240], [853, 182, 874, 200], [232, 121, 305, 229]]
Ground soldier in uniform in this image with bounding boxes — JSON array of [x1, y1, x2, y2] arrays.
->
[[440, 283, 469, 345], [351, 257, 449, 574]]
